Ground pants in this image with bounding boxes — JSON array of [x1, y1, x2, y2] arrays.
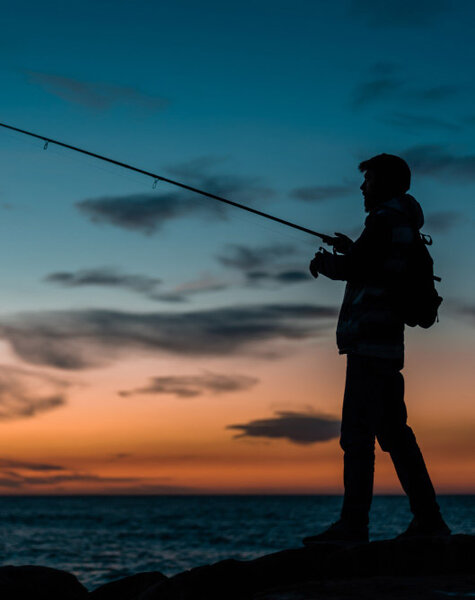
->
[[339, 354, 440, 526]]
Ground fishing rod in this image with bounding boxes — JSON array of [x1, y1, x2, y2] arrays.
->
[[0, 121, 340, 246]]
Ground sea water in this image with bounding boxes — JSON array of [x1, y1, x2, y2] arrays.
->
[[0, 495, 472, 590]]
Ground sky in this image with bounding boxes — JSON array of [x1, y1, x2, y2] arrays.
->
[[0, 0, 474, 494]]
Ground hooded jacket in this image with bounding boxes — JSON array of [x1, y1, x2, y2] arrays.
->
[[316, 194, 424, 360]]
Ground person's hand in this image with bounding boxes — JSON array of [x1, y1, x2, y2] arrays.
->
[[309, 252, 323, 278], [332, 232, 353, 254]]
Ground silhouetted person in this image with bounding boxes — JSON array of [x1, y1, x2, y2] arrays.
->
[[304, 154, 450, 543]]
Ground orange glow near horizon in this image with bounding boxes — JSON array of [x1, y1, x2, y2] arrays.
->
[[0, 338, 474, 495]]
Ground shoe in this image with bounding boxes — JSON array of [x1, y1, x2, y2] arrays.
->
[[303, 519, 369, 545], [396, 515, 451, 540]]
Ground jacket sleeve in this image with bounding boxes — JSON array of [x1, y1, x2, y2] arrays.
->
[[317, 213, 392, 283]]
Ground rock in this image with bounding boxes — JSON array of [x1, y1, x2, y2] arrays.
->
[[0, 565, 88, 600], [255, 574, 475, 600], [325, 534, 475, 577], [134, 535, 475, 599], [88, 571, 168, 599]]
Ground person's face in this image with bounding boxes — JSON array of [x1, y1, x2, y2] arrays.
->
[[360, 169, 387, 212]]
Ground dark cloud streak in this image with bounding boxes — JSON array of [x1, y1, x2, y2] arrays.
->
[[383, 112, 460, 133], [245, 270, 310, 285], [45, 267, 228, 303], [153, 276, 228, 303], [0, 304, 337, 370], [290, 184, 354, 202], [348, 0, 450, 27], [0, 366, 69, 420], [120, 371, 259, 398], [402, 145, 475, 182], [25, 70, 170, 111], [352, 62, 461, 111], [452, 303, 475, 324], [353, 76, 402, 108], [216, 243, 298, 271], [0, 458, 65, 472], [77, 160, 274, 235], [424, 211, 463, 233], [45, 267, 162, 295], [0, 466, 199, 493], [216, 243, 310, 287], [227, 411, 340, 445], [77, 192, 225, 235], [414, 84, 461, 102]]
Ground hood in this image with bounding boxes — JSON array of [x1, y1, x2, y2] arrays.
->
[[381, 194, 424, 230]]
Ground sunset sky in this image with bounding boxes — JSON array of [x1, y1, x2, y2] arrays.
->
[[0, 0, 474, 494]]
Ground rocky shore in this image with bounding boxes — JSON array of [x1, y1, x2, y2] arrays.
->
[[1, 534, 473, 599]]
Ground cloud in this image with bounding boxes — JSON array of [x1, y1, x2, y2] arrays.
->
[[402, 144, 475, 182], [0, 477, 23, 489], [165, 157, 274, 201], [45, 267, 228, 303], [0, 304, 338, 370], [227, 411, 340, 445], [352, 63, 460, 110], [77, 192, 223, 235], [353, 77, 401, 108], [25, 70, 170, 111], [165, 156, 230, 179], [272, 270, 310, 283], [216, 243, 298, 271], [77, 159, 274, 235], [290, 184, 354, 202], [0, 366, 69, 420], [8, 473, 142, 486], [0, 469, 163, 490], [414, 84, 461, 102], [462, 115, 475, 127], [119, 371, 259, 398], [112, 453, 132, 460], [424, 211, 463, 233], [452, 303, 475, 323], [245, 269, 310, 285], [0, 458, 65, 471], [352, 63, 402, 108], [216, 243, 310, 287], [0, 479, 200, 493], [45, 248, 307, 307], [153, 275, 228, 303], [46, 248, 308, 306], [348, 0, 450, 27], [45, 267, 162, 295], [0, 463, 201, 493], [383, 112, 460, 133]]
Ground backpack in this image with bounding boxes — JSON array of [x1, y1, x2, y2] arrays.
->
[[397, 232, 442, 328]]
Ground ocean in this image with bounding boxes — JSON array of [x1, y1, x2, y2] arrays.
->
[[0, 495, 473, 590]]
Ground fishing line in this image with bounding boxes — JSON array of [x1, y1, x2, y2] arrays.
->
[[0, 123, 325, 249], [2, 130, 304, 244], [1, 128, 149, 189], [0, 122, 335, 245]]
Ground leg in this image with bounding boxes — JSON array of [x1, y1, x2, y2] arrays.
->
[[375, 367, 440, 520], [339, 354, 380, 527], [303, 354, 378, 544]]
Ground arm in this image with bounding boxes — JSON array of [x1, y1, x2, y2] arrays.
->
[[310, 213, 392, 283]]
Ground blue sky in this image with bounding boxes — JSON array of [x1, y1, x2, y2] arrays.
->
[[2, 0, 474, 308], [0, 0, 474, 493], [1, 0, 474, 344]]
